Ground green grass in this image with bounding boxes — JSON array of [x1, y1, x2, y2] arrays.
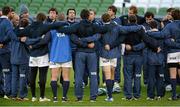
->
[[0, 70, 180, 106]]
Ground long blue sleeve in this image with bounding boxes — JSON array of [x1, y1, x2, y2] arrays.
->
[[70, 34, 88, 48], [25, 37, 41, 45], [57, 23, 79, 34], [118, 25, 142, 34], [146, 31, 167, 39], [17, 21, 69, 38], [31, 32, 51, 49], [1, 29, 19, 44], [109, 25, 142, 49], [165, 39, 180, 49], [0, 19, 18, 44], [93, 23, 108, 34], [132, 42, 145, 51], [109, 27, 126, 49], [80, 34, 101, 42], [160, 24, 171, 38]]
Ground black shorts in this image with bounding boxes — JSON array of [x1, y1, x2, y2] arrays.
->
[[168, 63, 180, 69]]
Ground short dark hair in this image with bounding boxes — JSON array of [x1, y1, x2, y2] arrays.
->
[[67, 8, 76, 15], [128, 15, 137, 23], [36, 13, 47, 22], [149, 20, 157, 29], [80, 9, 89, 19], [89, 9, 96, 15], [108, 5, 117, 15], [48, 8, 58, 14], [2, 6, 11, 15], [129, 5, 138, 14], [20, 18, 29, 27], [101, 13, 111, 23], [171, 9, 180, 20], [167, 8, 175, 13], [144, 12, 154, 18]]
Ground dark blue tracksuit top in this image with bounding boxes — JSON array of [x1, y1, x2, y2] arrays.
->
[[124, 23, 145, 55], [3, 27, 41, 64], [146, 31, 165, 65], [163, 20, 180, 53], [109, 25, 159, 52], [148, 20, 180, 53], [57, 19, 108, 53], [0, 17, 14, 54], [18, 21, 68, 57], [57, 19, 151, 53], [99, 22, 120, 59]]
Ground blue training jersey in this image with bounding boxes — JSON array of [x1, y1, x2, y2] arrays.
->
[[49, 30, 72, 63]]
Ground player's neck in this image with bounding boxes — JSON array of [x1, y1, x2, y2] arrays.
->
[[68, 18, 75, 23]]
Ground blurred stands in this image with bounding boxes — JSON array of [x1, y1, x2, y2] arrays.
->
[[0, 0, 179, 17]]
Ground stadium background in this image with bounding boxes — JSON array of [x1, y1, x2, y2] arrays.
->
[[0, 0, 180, 106], [0, 0, 180, 17]]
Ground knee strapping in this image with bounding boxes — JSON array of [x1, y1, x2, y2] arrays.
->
[[135, 74, 141, 77], [20, 74, 26, 78], [159, 74, 164, 78], [2, 69, 10, 72], [90, 72, 97, 76]]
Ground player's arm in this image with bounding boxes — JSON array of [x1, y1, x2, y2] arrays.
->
[[1, 23, 18, 44], [30, 32, 51, 49], [70, 34, 88, 48], [42, 21, 69, 35], [80, 34, 101, 42], [139, 29, 159, 51], [57, 23, 79, 34], [132, 42, 146, 51], [108, 28, 126, 49], [165, 38, 180, 49], [93, 24, 108, 34], [24, 37, 41, 45], [118, 25, 142, 34], [146, 31, 167, 39]]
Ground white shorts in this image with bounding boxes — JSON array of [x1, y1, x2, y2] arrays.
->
[[49, 61, 72, 68], [29, 54, 49, 67], [100, 57, 117, 67], [167, 52, 180, 63]]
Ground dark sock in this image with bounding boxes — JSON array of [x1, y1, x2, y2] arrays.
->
[[30, 67, 38, 97], [39, 67, 48, 98], [111, 80, 114, 93], [30, 82, 36, 97], [50, 81, 57, 98], [39, 83, 45, 98], [106, 79, 112, 98], [111, 80, 114, 89], [171, 79, 177, 98], [63, 81, 70, 98]]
